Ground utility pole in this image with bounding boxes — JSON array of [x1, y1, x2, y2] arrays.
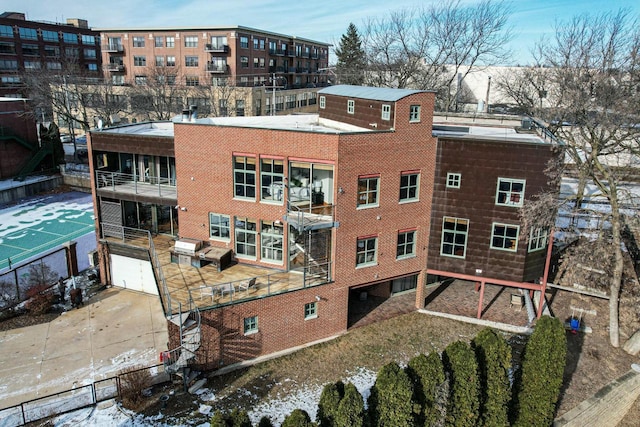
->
[[272, 73, 276, 116], [62, 75, 77, 162]]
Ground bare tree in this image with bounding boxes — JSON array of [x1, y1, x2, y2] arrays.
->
[[516, 10, 640, 347], [361, 0, 512, 111], [192, 76, 237, 117], [129, 65, 189, 121]]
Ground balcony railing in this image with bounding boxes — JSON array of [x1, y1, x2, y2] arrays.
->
[[96, 170, 177, 199], [102, 44, 124, 53], [285, 202, 336, 232], [205, 44, 229, 53], [106, 64, 125, 72], [207, 62, 229, 73]]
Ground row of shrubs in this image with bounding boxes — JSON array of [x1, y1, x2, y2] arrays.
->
[[210, 315, 566, 427]]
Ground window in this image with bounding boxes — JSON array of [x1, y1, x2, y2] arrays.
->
[[167, 75, 176, 85], [446, 173, 461, 189], [63, 33, 78, 44], [82, 35, 96, 45], [112, 75, 125, 85], [261, 158, 284, 203], [184, 36, 198, 48], [46, 61, 61, 70], [18, 27, 37, 40], [319, 96, 325, 109], [210, 36, 227, 49], [185, 56, 198, 67], [347, 99, 355, 114], [261, 221, 283, 263], [356, 236, 378, 267], [154, 36, 163, 47], [304, 302, 317, 320], [44, 46, 59, 57], [185, 76, 199, 86], [528, 228, 548, 252], [133, 36, 145, 47], [382, 104, 391, 120], [155, 55, 164, 66], [219, 99, 228, 116], [83, 48, 96, 59], [86, 63, 98, 71], [397, 230, 416, 259], [243, 316, 258, 335], [135, 75, 147, 85], [0, 25, 13, 37], [240, 36, 249, 48], [41, 30, 58, 41], [441, 217, 469, 258], [166, 56, 176, 67], [236, 99, 245, 116], [399, 172, 419, 202], [491, 223, 519, 252], [24, 60, 40, 69], [234, 156, 256, 199], [21, 43, 38, 56], [133, 56, 146, 66], [358, 175, 380, 208], [235, 217, 257, 258], [166, 37, 175, 48], [240, 56, 249, 68], [65, 47, 79, 58], [409, 105, 421, 122], [208, 213, 230, 240], [496, 178, 526, 207]]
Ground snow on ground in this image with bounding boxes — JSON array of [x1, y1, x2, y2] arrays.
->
[[48, 367, 378, 427]]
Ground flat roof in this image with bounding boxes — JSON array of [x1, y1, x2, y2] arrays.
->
[[432, 124, 551, 144], [94, 25, 330, 47], [93, 122, 174, 137], [319, 85, 429, 102]]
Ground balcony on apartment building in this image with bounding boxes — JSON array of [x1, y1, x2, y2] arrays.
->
[[106, 63, 125, 72], [205, 43, 229, 54], [102, 43, 124, 53], [96, 170, 177, 200], [206, 62, 229, 73]]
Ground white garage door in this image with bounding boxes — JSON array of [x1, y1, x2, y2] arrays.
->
[[110, 254, 158, 295]]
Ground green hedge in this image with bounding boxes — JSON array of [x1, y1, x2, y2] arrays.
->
[[282, 409, 315, 427], [443, 341, 480, 427], [317, 380, 345, 426], [335, 382, 366, 427], [407, 352, 445, 426], [368, 362, 415, 427]]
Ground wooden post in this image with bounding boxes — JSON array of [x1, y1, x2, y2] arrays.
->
[[477, 281, 486, 319], [415, 269, 427, 309]]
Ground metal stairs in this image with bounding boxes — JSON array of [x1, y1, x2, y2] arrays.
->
[[164, 301, 202, 381]]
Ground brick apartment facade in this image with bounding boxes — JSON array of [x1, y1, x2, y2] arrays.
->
[[0, 97, 39, 178], [88, 85, 559, 371]]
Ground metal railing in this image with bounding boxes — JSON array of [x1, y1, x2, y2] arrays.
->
[[96, 170, 176, 198], [285, 202, 336, 232]]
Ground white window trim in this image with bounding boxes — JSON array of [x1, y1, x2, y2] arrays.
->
[[260, 221, 284, 264], [381, 104, 391, 121], [399, 172, 420, 203], [235, 217, 258, 260], [440, 217, 469, 259], [319, 96, 325, 109], [356, 236, 378, 268], [446, 172, 461, 189], [209, 212, 231, 241], [304, 302, 318, 320], [495, 177, 526, 207], [233, 156, 257, 200], [490, 222, 520, 252], [243, 316, 258, 335], [528, 227, 548, 252], [357, 176, 380, 209], [409, 105, 421, 123], [396, 230, 417, 260], [347, 99, 355, 114]]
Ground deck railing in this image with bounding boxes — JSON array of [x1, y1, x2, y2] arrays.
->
[[96, 170, 176, 198]]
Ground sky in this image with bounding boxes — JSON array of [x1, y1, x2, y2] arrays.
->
[[9, 0, 640, 65]]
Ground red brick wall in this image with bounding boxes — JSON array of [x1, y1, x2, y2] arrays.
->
[[0, 99, 38, 178]]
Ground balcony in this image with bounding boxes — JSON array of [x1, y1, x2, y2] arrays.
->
[[205, 44, 229, 54], [284, 202, 337, 232], [107, 64, 125, 72], [102, 44, 124, 53], [206, 62, 229, 73], [96, 170, 177, 200]]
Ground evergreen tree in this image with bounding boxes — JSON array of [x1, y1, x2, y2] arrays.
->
[[512, 316, 567, 427], [335, 382, 366, 427], [443, 341, 480, 427], [407, 352, 445, 426], [282, 409, 314, 427], [317, 380, 345, 426], [335, 23, 366, 85], [368, 362, 415, 427], [472, 328, 511, 427], [257, 416, 273, 427]]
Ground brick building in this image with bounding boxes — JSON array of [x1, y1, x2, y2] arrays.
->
[[0, 97, 39, 178], [0, 12, 101, 98], [87, 85, 560, 372]]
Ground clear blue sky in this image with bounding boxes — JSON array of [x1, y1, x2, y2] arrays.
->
[[12, 0, 639, 65]]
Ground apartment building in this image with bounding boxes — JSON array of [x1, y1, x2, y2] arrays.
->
[[87, 85, 560, 372], [96, 25, 331, 119], [0, 12, 101, 98]]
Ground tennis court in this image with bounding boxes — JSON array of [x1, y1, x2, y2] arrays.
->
[[0, 191, 96, 271]]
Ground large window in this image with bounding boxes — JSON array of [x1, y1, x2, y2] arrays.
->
[[209, 213, 230, 240], [185, 76, 199, 86], [83, 48, 96, 59], [356, 236, 378, 267], [409, 105, 421, 122], [446, 172, 461, 189], [166, 56, 176, 67], [243, 316, 258, 335], [0, 25, 13, 37], [41, 30, 58, 42], [234, 156, 256, 199], [382, 104, 391, 120], [399, 172, 419, 202], [261, 221, 283, 263], [261, 158, 284, 203], [133, 36, 145, 47], [491, 223, 519, 252], [528, 228, 548, 252], [44, 46, 59, 57], [18, 27, 37, 40], [166, 37, 175, 48], [304, 302, 317, 320], [235, 217, 257, 259], [496, 178, 525, 207], [397, 230, 416, 259], [154, 36, 163, 47], [184, 36, 198, 48], [63, 33, 78, 44], [133, 56, 146, 66], [155, 55, 164, 66], [240, 56, 249, 68], [240, 36, 249, 48], [441, 217, 469, 258], [358, 175, 380, 208], [185, 56, 199, 67]]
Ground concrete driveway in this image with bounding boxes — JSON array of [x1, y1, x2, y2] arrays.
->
[[0, 287, 168, 409]]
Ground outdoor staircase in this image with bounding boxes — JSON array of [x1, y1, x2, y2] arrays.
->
[[164, 301, 202, 385]]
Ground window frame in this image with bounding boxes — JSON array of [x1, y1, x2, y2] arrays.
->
[[185, 55, 199, 67], [260, 158, 284, 204], [209, 213, 231, 241], [490, 222, 520, 252], [347, 99, 355, 114], [184, 35, 198, 48], [261, 220, 284, 263], [132, 36, 145, 48], [397, 229, 417, 260], [357, 175, 380, 209], [133, 55, 146, 67], [235, 217, 257, 259], [319, 96, 326, 109], [409, 105, 421, 122], [243, 316, 258, 335], [440, 216, 469, 259], [304, 302, 318, 320], [381, 104, 391, 121], [495, 178, 526, 207], [233, 155, 256, 200], [18, 27, 37, 40], [356, 236, 378, 267], [240, 36, 249, 48], [528, 227, 548, 252], [446, 172, 461, 189], [154, 36, 163, 47], [166, 37, 175, 48], [399, 171, 420, 203]]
